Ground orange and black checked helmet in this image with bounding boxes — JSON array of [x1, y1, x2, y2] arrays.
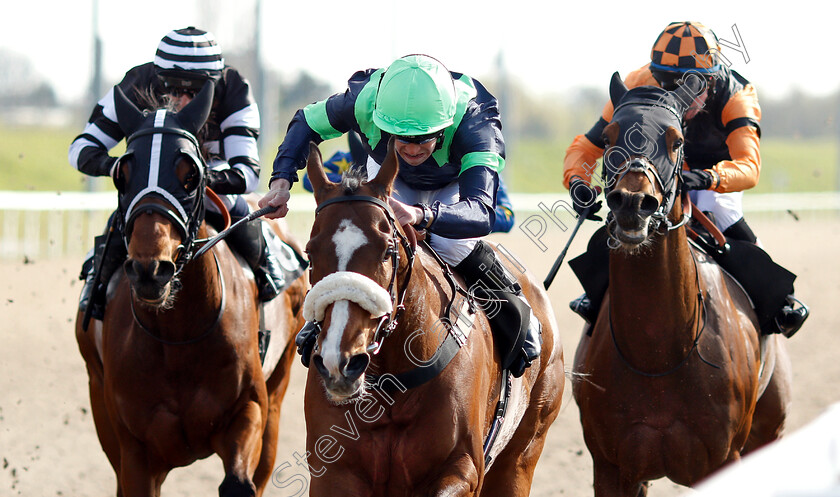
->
[[650, 21, 721, 75]]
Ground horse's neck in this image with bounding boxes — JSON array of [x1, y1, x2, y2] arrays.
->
[[609, 227, 700, 346], [134, 227, 225, 339]]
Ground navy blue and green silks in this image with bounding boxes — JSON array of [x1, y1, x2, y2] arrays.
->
[[272, 67, 506, 240], [302, 150, 515, 235]]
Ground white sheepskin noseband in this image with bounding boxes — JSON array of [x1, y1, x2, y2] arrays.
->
[[303, 271, 393, 322]]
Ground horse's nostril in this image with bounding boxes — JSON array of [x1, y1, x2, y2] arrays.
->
[[154, 260, 176, 286], [312, 354, 329, 379], [640, 195, 660, 216], [123, 260, 136, 280], [606, 191, 624, 212], [124, 259, 146, 284], [342, 353, 370, 382]]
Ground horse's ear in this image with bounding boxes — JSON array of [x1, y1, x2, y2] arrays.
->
[[306, 142, 331, 202], [672, 73, 706, 115], [609, 72, 628, 107], [177, 80, 215, 136], [369, 136, 398, 195], [113, 85, 145, 136]]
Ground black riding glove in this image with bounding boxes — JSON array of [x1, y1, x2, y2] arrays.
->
[[680, 170, 713, 191], [569, 179, 603, 221], [295, 322, 321, 368], [207, 167, 247, 195]]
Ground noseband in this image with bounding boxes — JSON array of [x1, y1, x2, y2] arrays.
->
[[313, 195, 415, 355]]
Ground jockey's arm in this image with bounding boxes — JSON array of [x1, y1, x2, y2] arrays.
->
[[68, 85, 125, 178], [420, 166, 497, 239], [563, 129, 606, 190], [562, 65, 657, 191], [262, 92, 354, 219], [268, 77, 364, 189], [707, 84, 762, 193], [213, 67, 261, 195]]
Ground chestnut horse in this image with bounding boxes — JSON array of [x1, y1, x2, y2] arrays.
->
[[299, 140, 565, 496], [74, 82, 308, 496], [572, 73, 792, 496]]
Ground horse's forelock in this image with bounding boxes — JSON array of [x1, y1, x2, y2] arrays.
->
[[134, 88, 179, 114], [339, 167, 379, 196]]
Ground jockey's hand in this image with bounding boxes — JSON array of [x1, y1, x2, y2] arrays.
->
[[259, 178, 291, 219], [680, 170, 713, 191], [569, 179, 603, 222], [388, 197, 422, 227]]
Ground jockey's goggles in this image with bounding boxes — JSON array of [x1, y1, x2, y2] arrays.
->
[[158, 74, 212, 98], [167, 87, 199, 98], [395, 130, 443, 145]]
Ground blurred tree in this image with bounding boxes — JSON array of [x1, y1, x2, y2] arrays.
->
[[760, 89, 839, 139], [0, 49, 57, 107], [279, 71, 332, 110]]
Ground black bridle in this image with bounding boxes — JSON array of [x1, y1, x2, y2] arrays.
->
[[313, 195, 416, 354], [118, 123, 208, 277], [604, 100, 691, 248]]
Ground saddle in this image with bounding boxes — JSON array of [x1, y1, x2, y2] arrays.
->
[[687, 212, 796, 335], [410, 229, 531, 372]]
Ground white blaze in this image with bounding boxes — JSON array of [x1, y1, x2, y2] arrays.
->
[[332, 219, 366, 271], [322, 219, 368, 375]]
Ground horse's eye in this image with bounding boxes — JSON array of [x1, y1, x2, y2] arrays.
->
[[672, 139, 683, 152], [183, 170, 199, 192], [601, 135, 610, 147], [383, 244, 396, 262]]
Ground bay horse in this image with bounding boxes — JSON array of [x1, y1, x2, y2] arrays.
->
[[572, 73, 792, 496], [74, 82, 308, 496], [299, 140, 565, 496]]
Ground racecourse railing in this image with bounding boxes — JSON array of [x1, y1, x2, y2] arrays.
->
[[1, 191, 838, 261]]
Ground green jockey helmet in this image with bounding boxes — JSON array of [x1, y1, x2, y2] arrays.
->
[[373, 54, 457, 136]]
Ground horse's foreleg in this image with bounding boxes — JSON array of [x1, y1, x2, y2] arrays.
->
[[253, 344, 295, 496], [744, 338, 792, 455], [117, 438, 165, 497], [422, 454, 481, 497], [76, 315, 125, 487], [214, 399, 265, 497], [592, 458, 648, 497]]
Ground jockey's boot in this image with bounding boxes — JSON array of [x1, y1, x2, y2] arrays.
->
[[79, 227, 127, 321], [569, 293, 599, 324], [774, 295, 809, 338], [295, 321, 321, 367], [723, 218, 810, 338], [455, 240, 541, 378], [225, 218, 286, 301]]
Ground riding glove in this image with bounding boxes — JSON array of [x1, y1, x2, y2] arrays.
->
[[569, 179, 603, 221], [680, 170, 713, 191], [207, 168, 247, 195]]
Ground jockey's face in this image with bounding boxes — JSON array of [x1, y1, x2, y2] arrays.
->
[[394, 138, 437, 166], [167, 90, 194, 112], [684, 88, 709, 120]]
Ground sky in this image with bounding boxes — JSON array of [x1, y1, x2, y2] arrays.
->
[[2, 0, 837, 106]]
